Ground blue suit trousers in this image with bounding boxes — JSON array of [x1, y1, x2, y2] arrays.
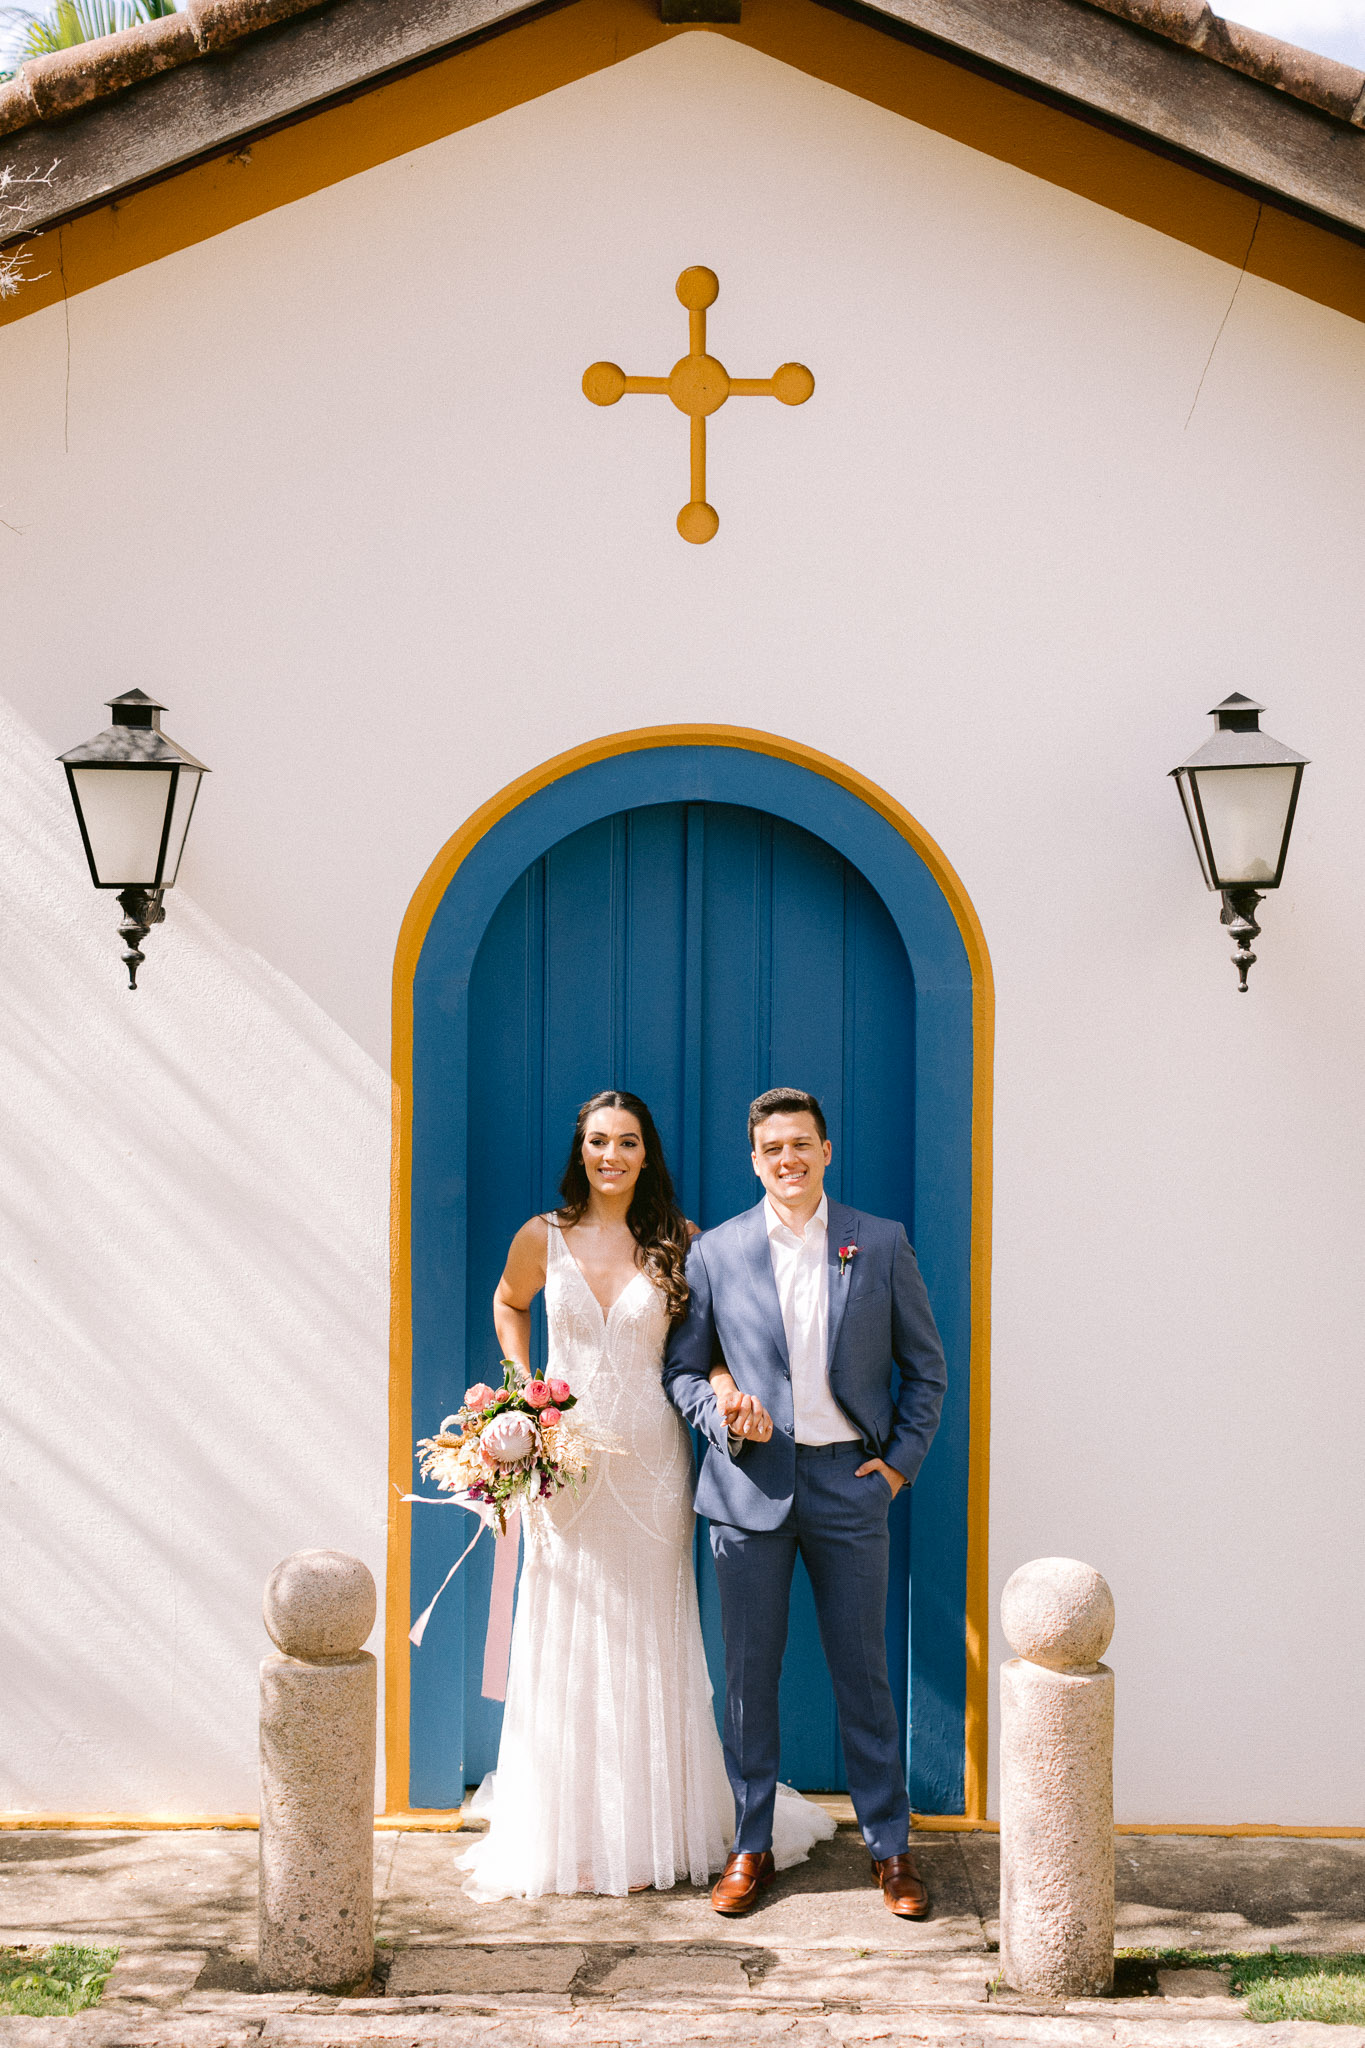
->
[[708, 1440, 910, 1863]]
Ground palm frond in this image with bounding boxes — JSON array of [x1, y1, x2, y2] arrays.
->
[[1, 0, 177, 61]]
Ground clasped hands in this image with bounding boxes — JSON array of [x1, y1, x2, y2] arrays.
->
[[711, 1370, 773, 1443], [706, 1368, 905, 1496]]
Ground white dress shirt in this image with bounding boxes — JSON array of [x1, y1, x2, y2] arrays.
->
[[765, 1194, 859, 1446]]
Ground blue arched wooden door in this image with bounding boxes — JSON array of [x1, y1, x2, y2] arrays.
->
[[405, 743, 980, 1818]]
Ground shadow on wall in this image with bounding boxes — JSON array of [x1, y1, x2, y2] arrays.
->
[[0, 693, 389, 1814]]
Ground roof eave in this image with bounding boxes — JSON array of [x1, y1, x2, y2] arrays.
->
[[825, 0, 1365, 242], [0, 0, 546, 240], [2, 0, 1364, 248]]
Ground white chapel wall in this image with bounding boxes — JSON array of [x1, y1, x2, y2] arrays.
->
[[2, 30, 1363, 1822], [0, 694, 388, 1813]]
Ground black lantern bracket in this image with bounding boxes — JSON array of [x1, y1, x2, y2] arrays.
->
[[1218, 885, 1263, 995], [1170, 693, 1307, 992], [115, 886, 167, 991]]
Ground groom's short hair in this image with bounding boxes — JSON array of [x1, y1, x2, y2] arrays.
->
[[748, 1088, 828, 1146]]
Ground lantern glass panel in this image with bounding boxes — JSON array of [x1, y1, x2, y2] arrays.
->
[[69, 766, 173, 886], [1175, 772, 1214, 889], [162, 767, 202, 886], [1191, 763, 1299, 887]]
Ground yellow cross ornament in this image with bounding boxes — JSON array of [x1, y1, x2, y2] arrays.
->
[[583, 266, 814, 544]]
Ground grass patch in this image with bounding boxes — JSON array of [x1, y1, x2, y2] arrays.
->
[[1238, 1954, 1365, 2025], [0, 1943, 119, 2016], [1116, 1947, 1365, 2024]]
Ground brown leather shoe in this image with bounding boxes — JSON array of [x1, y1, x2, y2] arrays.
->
[[710, 1849, 776, 1915], [872, 1850, 930, 1919]]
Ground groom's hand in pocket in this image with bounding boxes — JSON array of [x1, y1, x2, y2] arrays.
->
[[856, 1456, 907, 1498]]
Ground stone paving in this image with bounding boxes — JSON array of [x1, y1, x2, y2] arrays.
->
[[2, 1824, 1364, 2048]]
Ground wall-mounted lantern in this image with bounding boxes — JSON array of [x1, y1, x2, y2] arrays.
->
[[59, 690, 209, 990], [1170, 693, 1307, 992]]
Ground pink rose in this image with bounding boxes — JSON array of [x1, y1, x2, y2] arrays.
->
[[540, 1407, 562, 1428], [464, 1383, 495, 1411], [546, 1379, 571, 1404], [524, 1379, 553, 1409]]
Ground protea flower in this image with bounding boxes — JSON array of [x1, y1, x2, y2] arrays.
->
[[480, 1412, 537, 1464]]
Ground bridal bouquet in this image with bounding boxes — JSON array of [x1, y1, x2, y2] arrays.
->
[[416, 1360, 594, 1535]]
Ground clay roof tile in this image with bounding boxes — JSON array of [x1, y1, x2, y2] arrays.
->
[[2, 9, 195, 127], [1, 0, 1363, 169], [0, 0, 327, 137], [1087, 0, 1365, 126]]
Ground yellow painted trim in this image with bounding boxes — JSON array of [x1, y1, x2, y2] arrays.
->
[[0, 1818, 470, 1835], [384, 1061, 412, 1824], [4, 0, 1365, 333], [912, 1813, 996, 1832], [922, 1820, 1365, 1837], [1114, 1822, 1365, 1839], [961, 897, 992, 1824], [0, 1813, 262, 1831], [375, 1809, 476, 1830], [387, 722, 993, 1818], [0, 1811, 477, 1832], [5, 1812, 1362, 1837]]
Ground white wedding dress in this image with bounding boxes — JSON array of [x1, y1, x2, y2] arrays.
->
[[457, 1217, 834, 1900]]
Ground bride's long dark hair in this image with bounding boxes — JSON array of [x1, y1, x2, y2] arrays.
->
[[555, 1090, 691, 1324]]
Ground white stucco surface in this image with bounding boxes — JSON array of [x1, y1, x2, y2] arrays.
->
[[0, 696, 388, 1812], [2, 30, 1363, 1822]]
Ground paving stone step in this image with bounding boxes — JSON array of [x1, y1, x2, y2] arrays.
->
[[70, 1940, 1351, 2031], [4, 2005, 1365, 2047], [379, 1941, 999, 2002]]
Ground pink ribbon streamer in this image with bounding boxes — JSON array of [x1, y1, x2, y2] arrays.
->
[[480, 1510, 521, 1703], [401, 1491, 522, 1698]]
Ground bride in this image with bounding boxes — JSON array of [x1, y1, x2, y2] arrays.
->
[[457, 1088, 834, 1900]]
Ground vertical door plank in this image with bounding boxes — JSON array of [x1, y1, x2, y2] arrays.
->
[[620, 804, 687, 1180], [769, 820, 848, 1189], [844, 867, 918, 1770], [542, 817, 619, 1155], [697, 803, 764, 1229], [680, 805, 706, 1226]]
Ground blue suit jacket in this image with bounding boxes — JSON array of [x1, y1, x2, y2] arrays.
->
[[663, 1198, 947, 1532]]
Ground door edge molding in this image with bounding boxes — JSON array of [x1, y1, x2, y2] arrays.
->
[[387, 724, 993, 1821]]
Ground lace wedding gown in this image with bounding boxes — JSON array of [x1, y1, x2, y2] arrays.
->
[[457, 1217, 834, 1900]]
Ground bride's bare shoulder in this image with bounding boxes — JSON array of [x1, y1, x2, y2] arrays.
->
[[503, 1215, 553, 1282]]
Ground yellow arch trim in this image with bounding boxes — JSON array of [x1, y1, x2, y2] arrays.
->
[[386, 722, 993, 1818]]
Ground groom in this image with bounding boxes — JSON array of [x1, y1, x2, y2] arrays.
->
[[663, 1087, 947, 1919]]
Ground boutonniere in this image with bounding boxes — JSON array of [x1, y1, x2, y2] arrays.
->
[[838, 1243, 858, 1277]]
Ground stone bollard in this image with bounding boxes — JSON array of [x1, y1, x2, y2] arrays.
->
[[999, 1557, 1116, 1999], [258, 1549, 377, 1991]]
